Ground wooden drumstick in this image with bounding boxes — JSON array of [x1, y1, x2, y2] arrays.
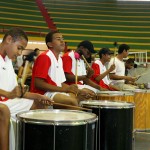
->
[[113, 47, 116, 64], [52, 102, 91, 111], [75, 60, 78, 85], [113, 42, 118, 64], [81, 55, 91, 68], [74, 52, 81, 85]]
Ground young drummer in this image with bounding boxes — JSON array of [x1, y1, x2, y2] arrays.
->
[[91, 48, 119, 91], [62, 40, 108, 94], [30, 31, 91, 105], [0, 28, 53, 150], [108, 44, 136, 90]]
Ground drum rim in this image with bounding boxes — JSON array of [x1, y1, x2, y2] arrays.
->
[[16, 109, 98, 125], [80, 100, 135, 109], [96, 91, 134, 96], [124, 89, 147, 93]]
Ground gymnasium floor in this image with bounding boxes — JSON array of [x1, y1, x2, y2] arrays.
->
[[134, 132, 150, 150]]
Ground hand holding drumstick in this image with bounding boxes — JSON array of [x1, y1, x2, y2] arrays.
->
[[74, 52, 80, 84]]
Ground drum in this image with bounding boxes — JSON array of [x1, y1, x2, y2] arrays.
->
[[80, 100, 134, 150], [145, 90, 150, 130], [125, 89, 147, 130], [16, 109, 97, 150], [96, 91, 134, 103]]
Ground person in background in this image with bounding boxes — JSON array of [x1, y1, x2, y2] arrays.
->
[[91, 48, 119, 91], [108, 44, 136, 90], [17, 48, 40, 86], [26, 48, 40, 62]]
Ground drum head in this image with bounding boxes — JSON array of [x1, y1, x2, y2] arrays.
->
[[96, 91, 125, 96], [80, 100, 134, 109], [97, 90, 134, 96], [122, 91, 134, 96], [17, 109, 97, 125], [124, 89, 146, 93]]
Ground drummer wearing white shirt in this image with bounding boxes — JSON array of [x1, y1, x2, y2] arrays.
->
[[0, 28, 53, 150], [108, 44, 136, 90]]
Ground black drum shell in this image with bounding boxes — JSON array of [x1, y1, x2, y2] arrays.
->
[[16, 109, 98, 150], [80, 100, 134, 150]]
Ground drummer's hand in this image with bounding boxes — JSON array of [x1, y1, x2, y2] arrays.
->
[[108, 64, 115, 72], [7, 84, 28, 99], [24, 92, 54, 105], [7, 86, 22, 99], [86, 68, 94, 78], [78, 89, 95, 99], [66, 84, 78, 94], [35, 94, 54, 105], [125, 76, 136, 82]]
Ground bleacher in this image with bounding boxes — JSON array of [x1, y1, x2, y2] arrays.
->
[[0, 0, 49, 41], [0, 0, 150, 60], [43, 0, 150, 56]]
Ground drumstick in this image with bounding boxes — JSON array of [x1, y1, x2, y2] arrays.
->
[[75, 60, 78, 85], [113, 42, 117, 64], [81, 55, 91, 68], [52, 102, 91, 111], [113, 47, 116, 64], [135, 72, 148, 80]]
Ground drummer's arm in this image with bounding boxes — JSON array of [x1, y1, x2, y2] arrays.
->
[[34, 77, 68, 93], [83, 78, 107, 91], [0, 87, 23, 99], [109, 73, 124, 80], [109, 73, 136, 82], [95, 69, 111, 82], [108, 84, 120, 91], [65, 73, 86, 82], [95, 66, 114, 82], [0, 89, 9, 98]]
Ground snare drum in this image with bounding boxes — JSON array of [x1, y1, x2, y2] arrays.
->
[[16, 109, 97, 150], [96, 91, 134, 103], [80, 100, 134, 150]]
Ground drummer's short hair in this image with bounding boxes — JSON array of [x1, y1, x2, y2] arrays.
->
[[118, 44, 130, 54], [126, 58, 134, 64], [45, 30, 60, 48], [2, 27, 28, 42]]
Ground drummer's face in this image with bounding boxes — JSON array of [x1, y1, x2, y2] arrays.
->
[[104, 54, 111, 62], [126, 63, 134, 69], [81, 47, 91, 59], [123, 50, 129, 58]]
